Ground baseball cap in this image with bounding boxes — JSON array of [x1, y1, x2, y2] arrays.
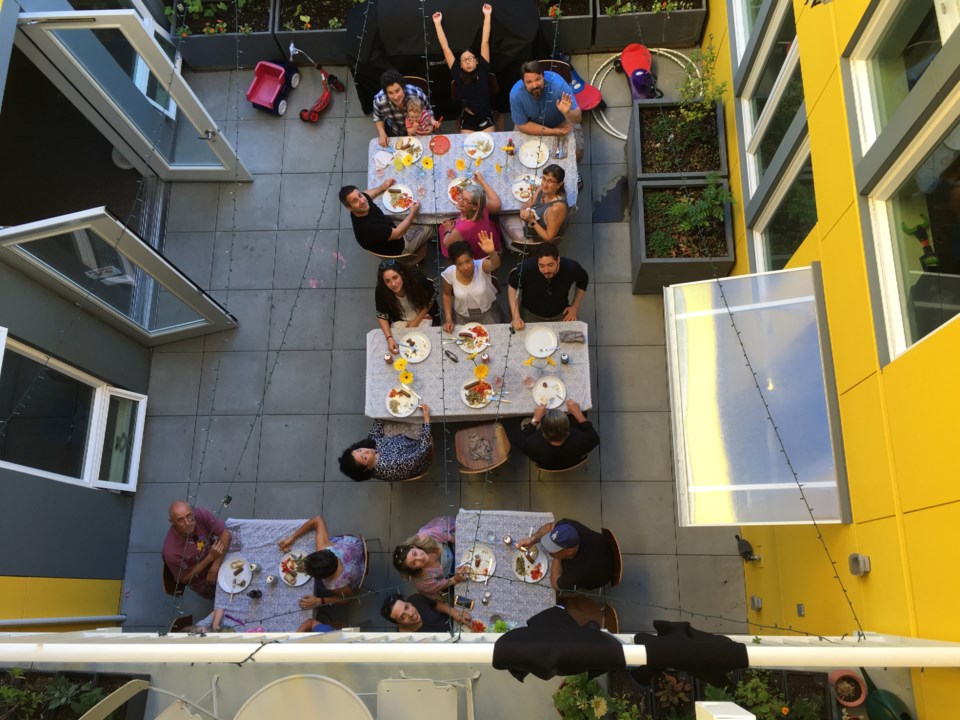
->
[[539, 522, 579, 554]]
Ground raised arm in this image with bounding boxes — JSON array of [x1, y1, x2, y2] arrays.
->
[[516, 522, 555, 551], [473, 171, 501, 213], [478, 231, 500, 274], [480, 4, 492, 63], [432, 12, 455, 69]]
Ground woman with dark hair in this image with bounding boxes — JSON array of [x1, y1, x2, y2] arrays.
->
[[339, 408, 433, 482], [277, 515, 365, 610], [441, 232, 505, 332], [439, 171, 502, 259], [392, 516, 468, 599], [375, 259, 439, 356], [499, 163, 570, 251], [432, 4, 495, 133]]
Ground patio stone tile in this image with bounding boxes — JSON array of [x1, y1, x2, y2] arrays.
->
[[153, 337, 206, 353], [328, 350, 366, 415], [333, 288, 375, 349], [530, 481, 602, 529], [334, 228, 379, 288], [562, 222, 595, 280], [252, 482, 325, 518], [167, 183, 220, 232], [601, 481, 677, 555], [608, 554, 682, 633], [569, 170, 592, 224], [162, 231, 215, 288], [278, 172, 343, 230], [594, 283, 665, 346], [575, 283, 597, 334], [258, 415, 328, 482], [185, 70, 230, 121], [586, 54, 633, 108], [128, 481, 190, 553], [591, 162, 629, 223], [147, 353, 202, 416], [263, 350, 332, 414], [324, 414, 374, 481], [589, 106, 631, 165], [596, 346, 668, 411], [210, 231, 278, 290], [678, 555, 748, 633], [340, 552, 394, 630], [322, 481, 392, 542], [594, 221, 632, 283], [460, 476, 531, 512], [192, 482, 256, 519], [120, 552, 212, 629], [268, 288, 336, 350], [273, 229, 343, 289], [597, 412, 673, 481], [389, 480, 463, 548], [216, 174, 281, 231], [281, 115, 340, 174], [221, 119, 286, 175], [579, 112, 592, 166], [204, 290, 273, 352], [139, 416, 196, 484], [676, 525, 741, 556], [650, 50, 692, 102], [341, 121, 376, 173], [191, 415, 262, 483], [198, 351, 267, 415]]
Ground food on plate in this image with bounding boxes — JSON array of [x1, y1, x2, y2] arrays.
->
[[474, 553, 482, 568], [471, 620, 486, 633], [280, 553, 305, 585], [465, 136, 492, 158], [529, 563, 543, 581], [458, 324, 489, 352], [386, 190, 414, 211], [395, 137, 413, 152], [515, 556, 525, 576], [464, 380, 492, 407], [448, 178, 475, 204], [230, 559, 245, 572]]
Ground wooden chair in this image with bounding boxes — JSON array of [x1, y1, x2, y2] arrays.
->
[[538, 59, 572, 84], [358, 535, 369, 589], [536, 455, 588, 479], [404, 75, 430, 95], [168, 615, 194, 633], [602, 527, 623, 588], [602, 603, 620, 633], [162, 564, 184, 598], [367, 249, 424, 266], [403, 443, 435, 481], [454, 422, 511, 474]]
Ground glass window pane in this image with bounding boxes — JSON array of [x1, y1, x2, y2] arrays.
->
[[756, 65, 805, 176], [749, 16, 796, 121], [763, 157, 817, 270], [0, 349, 93, 478], [99, 394, 140, 484], [884, 121, 960, 346], [738, 0, 765, 46]]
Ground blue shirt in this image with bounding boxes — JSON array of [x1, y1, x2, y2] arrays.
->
[[509, 71, 578, 129]]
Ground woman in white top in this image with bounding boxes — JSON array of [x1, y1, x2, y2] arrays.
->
[[441, 231, 505, 331]]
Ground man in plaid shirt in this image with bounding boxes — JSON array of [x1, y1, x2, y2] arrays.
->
[[373, 69, 429, 147]]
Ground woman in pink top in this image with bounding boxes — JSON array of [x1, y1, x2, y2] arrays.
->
[[439, 171, 502, 259], [392, 516, 467, 599]]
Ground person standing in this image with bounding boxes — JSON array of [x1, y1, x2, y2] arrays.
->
[[432, 4, 496, 133], [507, 243, 588, 330], [162, 501, 232, 600], [373, 69, 430, 145]]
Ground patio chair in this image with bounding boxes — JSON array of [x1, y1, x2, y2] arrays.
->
[[601, 527, 623, 589], [454, 422, 510, 474], [162, 563, 184, 598], [377, 671, 479, 720], [535, 455, 588, 479], [538, 59, 572, 84], [366, 249, 424, 265], [235, 675, 372, 719], [80, 676, 223, 720], [403, 75, 430, 96], [602, 602, 620, 633]]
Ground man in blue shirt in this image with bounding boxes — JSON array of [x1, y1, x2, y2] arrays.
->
[[509, 61, 583, 163]]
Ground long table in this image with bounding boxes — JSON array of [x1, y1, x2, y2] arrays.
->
[[366, 131, 579, 224], [364, 321, 592, 422], [455, 509, 556, 628]]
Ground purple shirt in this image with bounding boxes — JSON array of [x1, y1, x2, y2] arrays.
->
[[162, 507, 226, 596]]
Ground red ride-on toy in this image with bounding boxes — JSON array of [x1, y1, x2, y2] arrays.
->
[[246, 59, 300, 116], [287, 43, 344, 123]]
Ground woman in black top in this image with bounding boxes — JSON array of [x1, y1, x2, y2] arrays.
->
[[432, 4, 494, 133], [375, 259, 439, 356]]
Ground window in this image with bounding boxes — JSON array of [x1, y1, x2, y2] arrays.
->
[[757, 150, 817, 270], [731, 0, 768, 62], [0, 331, 146, 491]]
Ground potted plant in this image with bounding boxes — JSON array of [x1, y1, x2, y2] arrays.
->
[[594, 0, 706, 49], [275, 0, 365, 65], [537, 0, 593, 54], [652, 672, 694, 719], [0, 668, 149, 720], [166, 0, 280, 71], [828, 670, 867, 708], [553, 672, 645, 719]]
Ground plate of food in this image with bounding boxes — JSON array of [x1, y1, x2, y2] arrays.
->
[[217, 558, 252, 594], [512, 174, 541, 202], [279, 551, 311, 587], [457, 322, 490, 353], [460, 544, 497, 582], [464, 619, 487, 633], [393, 136, 423, 163], [461, 378, 494, 408], [429, 135, 451, 155], [448, 177, 477, 206], [386, 385, 419, 418], [531, 375, 566, 410], [383, 184, 415, 213], [513, 548, 550, 584], [518, 140, 549, 169], [463, 132, 494, 159], [524, 325, 558, 358], [398, 330, 431, 363]]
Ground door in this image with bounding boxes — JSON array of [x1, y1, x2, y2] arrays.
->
[[16, 6, 251, 181]]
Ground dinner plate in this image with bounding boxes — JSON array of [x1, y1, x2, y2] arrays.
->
[[383, 184, 415, 213], [512, 549, 551, 584], [447, 177, 477, 206], [386, 385, 419, 418], [457, 322, 490, 353], [218, 558, 252, 594], [531, 375, 566, 409], [463, 132, 494, 159], [524, 325, 558, 358], [398, 330, 431, 363], [518, 140, 549, 168], [393, 136, 423, 163], [279, 551, 311, 587], [461, 378, 494, 409], [460, 544, 497, 582], [429, 135, 451, 155], [511, 174, 541, 202]]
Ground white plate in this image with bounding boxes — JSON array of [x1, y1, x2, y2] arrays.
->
[[518, 140, 549, 168], [386, 385, 419, 417], [393, 136, 423, 162], [461, 378, 494, 409], [463, 132, 494, 159], [511, 174, 541, 202], [524, 326, 558, 358], [457, 322, 490, 353], [512, 549, 551, 584], [531, 375, 566, 410], [383, 184, 415, 213], [218, 558, 252, 594], [447, 177, 477, 206], [460, 544, 497, 582], [279, 552, 311, 587], [398, 330, 431, 363]]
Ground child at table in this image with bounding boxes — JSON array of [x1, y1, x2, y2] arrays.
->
[[404, 96, 440, 136]]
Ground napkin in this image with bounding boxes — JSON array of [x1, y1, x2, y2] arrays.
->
[[559, 330, 585, 343], [373, 151, 394, 170]]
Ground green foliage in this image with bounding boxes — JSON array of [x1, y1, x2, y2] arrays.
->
[[703, 683, 734, 702], [654, 673, 691, 708], [165, 0, 264, 35], [491, 619, 509, 633], [328, 16, 342, 28], [0, 682, 44, 720], [678, 35, 727, 123], [552, 673, 644, 720], [667, 173, 731, 235]]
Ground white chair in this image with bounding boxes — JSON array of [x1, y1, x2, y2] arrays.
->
[[377, 673, 478, 720], [80, 677, 222, 720]]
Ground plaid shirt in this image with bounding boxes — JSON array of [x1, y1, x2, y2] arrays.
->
[[372, 84, 429, 135]]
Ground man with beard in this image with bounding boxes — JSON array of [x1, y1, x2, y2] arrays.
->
[[508, 60, 583, 163]]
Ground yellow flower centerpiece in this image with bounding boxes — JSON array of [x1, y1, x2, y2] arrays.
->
[[421, 157, 434, 170], [399, 370, 414, 385], [402, 153, 414, 166], [393, 357, 408, 371], [455, 158, 466, 171], [473, 363, 489, 380]]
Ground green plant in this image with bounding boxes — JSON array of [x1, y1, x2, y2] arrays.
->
[[0, 672, 44, 720], [327, 16, 341, 28], [45, 676, 109, 717], [706, 671, 792, 720], [491, 619, 509, 633], [603, 0, 691, 14], [552, 673, 643, 720], [678, 35, 727, 123], [668, 173, 731, 234], [654, 673, 691, 708]]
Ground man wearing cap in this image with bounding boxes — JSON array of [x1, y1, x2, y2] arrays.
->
[[516, 518, 614, 591]]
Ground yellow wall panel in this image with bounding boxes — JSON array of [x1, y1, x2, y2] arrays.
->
[[902, 502, 960, 641], [22, 578, 121, 619], [784, 227, 819, 269], [832, 0, 872, 51], [0, 577, 28, 619], [806, 72, 856, 237], [912, 668, 960, 720], [854, 517, 913, 635], [740, 527, 785, 633], [838, 375, 894, 523], [795, 2, 840, 111]]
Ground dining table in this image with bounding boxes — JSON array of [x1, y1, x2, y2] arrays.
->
[[364, 321, 592, 423], [454, 508, 557, 629], [365, 130, 579, 224]]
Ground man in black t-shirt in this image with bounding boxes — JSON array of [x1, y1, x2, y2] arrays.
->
[[339, 180, 434, 263], [507, 243, 589, 330], [380, 592, 471, 632], [516, 518, 614, 591], [516, 398, 599, 471]]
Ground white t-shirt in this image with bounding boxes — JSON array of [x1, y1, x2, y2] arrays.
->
[[442, 259, 497, 316]]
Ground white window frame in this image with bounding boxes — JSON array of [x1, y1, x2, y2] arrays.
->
[[751, 137, 812, 271], [0, 333, 147, 491]]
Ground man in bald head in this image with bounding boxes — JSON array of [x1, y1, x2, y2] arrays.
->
[[161, 501, 231, 599]]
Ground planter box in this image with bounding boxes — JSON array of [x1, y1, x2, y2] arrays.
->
[[539, 13, 594, 53], [630, 178, 734, 294], [629, 99, 728, 182], [594, 0, 706, 49], [176, 0, 282, 71]]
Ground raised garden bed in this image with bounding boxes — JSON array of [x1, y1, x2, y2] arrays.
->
[[594, 0, 706, 50], [0, 668, 149, 720], [275, 0, 361, 65], [537, 0, 593, 54], [631, 100, 727, 180], [170, 0, 282, 71]]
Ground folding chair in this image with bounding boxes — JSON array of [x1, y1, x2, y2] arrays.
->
[[602, 527, 623, 588], [162, 563, 184, 598], [455, 422, 511, 474]]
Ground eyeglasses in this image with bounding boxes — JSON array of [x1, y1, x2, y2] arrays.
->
[[379, 259, 398, 270]]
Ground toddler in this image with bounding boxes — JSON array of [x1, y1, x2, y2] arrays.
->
[[404, 96, 440, 136]]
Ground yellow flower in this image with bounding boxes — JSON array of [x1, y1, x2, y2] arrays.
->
[[473, 364, 489, 379], [522, 356, 534, 366], [495, 162, 502, 173], [399, 370, 414, 385], [465, 352, 479, 361], [393, 357, 408, 371], [475, 157, 482, 167], [591, 696, 607, 719], [402, 153, 414, 166], [546, 355, 556, 366], [421, 157, 434, 170], [392, 157, 404, 172], [455, 158, 466, 171]]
